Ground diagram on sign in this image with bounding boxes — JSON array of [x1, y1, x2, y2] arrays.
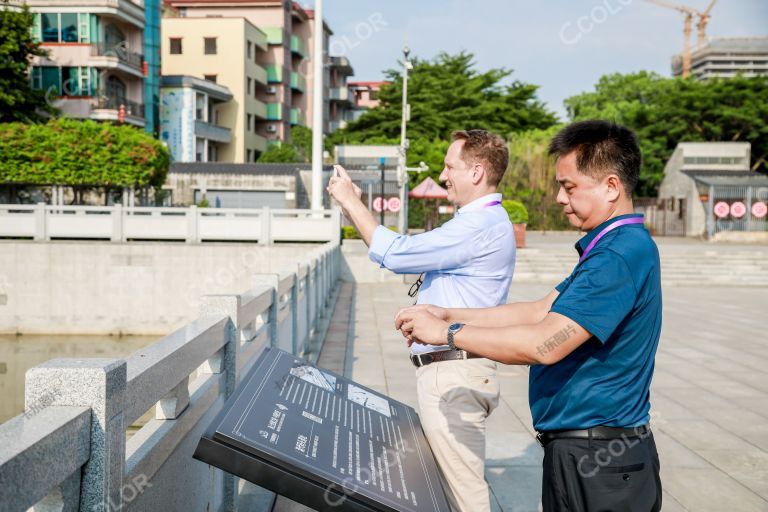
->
[[291, 365, 337, 392], [347, 383, 391, 418]]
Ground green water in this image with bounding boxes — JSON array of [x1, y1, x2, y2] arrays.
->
[[0, 334, 156, 424]]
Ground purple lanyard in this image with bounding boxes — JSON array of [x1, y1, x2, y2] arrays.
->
[[483, 200, 502, 208], [578, 217, 644, 263]]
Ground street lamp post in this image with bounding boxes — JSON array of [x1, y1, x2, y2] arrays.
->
[[397, 46, 413, 234]]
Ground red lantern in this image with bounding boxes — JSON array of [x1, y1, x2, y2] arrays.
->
[[118, 104, 126, 123], [143, 61, 148, 76]]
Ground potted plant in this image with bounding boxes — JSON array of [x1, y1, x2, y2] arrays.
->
[[502, 200, 529, 248]]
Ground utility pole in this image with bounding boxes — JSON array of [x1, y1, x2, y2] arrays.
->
[[397, 45, 413, 233], [310, 0, 324, 210]]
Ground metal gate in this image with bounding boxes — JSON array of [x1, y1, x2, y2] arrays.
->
[[708, 184, 768, 237], [635, 198, 687, 236]]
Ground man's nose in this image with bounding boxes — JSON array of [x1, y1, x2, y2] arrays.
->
[[556, 187, 568, 205], [439, 168, 448, 181]]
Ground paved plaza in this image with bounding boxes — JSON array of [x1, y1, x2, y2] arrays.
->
[[346, 280, 768, 512]]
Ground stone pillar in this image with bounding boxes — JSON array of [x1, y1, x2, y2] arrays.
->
[[187, 205, 199, 243], [200, 294, 240, 512], [25, 359, 127, 512], [34, 202, 46, 241], [260, 206, 271, 246], [252, 274, 279, 350]]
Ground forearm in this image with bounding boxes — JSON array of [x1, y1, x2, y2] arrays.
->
[[343, 199, 380, 246], [448, 299, 551, 327], [452, 323, 544, 365]]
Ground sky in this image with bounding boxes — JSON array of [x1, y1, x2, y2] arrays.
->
[[307, 0, 768, 120]]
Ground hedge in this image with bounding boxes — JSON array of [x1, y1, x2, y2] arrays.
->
[[0, 118, 170, 187]]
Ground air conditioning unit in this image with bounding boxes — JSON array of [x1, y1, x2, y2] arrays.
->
[[266, 86, 277, 94], [266, 124, 278, 133]]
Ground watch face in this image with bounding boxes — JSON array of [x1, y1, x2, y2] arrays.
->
[[449, 323, 463, 332]]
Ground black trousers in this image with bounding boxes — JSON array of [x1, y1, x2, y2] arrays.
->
[[541, 432, 662, 512]]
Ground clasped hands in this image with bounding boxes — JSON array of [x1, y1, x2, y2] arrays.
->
[[394, 304, 451, 347]]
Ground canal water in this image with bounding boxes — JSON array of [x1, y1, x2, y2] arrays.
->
[[0, 333, 156, 424]]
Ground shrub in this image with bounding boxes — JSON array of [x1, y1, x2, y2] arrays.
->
[[502, 199, 529, 224]]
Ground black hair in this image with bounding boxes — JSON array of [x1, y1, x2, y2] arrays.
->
[[548, 120, 641, 195]]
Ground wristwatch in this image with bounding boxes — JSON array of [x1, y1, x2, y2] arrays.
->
[[447, 323, 465, 351]]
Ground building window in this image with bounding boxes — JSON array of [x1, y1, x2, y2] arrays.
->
[[247, 40, 252, 59], [246, 149, 252, 162], [203, 74, 217, 83], [170, 37, 182, 54], [247, 77, 252, 95], [60, 13, 78, 42], [204, 37, 217, 55], [195, 93, 205, 120], [247, 113, 252, 131], [41, 13, 59, 42]]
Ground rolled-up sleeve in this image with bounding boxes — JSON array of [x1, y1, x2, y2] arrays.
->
[[367, 220, 479, 274]]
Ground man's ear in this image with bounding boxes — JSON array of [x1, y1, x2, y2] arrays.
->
[[605, 174, 622, 202], [472, 164, 485, 186]]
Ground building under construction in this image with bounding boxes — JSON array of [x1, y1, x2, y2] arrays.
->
[[672, 37, 768, 80]]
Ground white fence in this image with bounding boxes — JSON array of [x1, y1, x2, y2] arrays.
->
[[0, 204, 341, 245], [0, 241, 341, 512]]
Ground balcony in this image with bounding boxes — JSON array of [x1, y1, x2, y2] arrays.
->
[[194, 120, 231, 144], [266, 65, 283, 83], [329, 87, 350, 102], [290, 72, 305, 92], [290, 35, 305, 57], [266, 103, 283, 121], [89, 42, 145, 78], [329, 56, 354, 76], [91, 96, 145, 127], [290, 107, 304, 126], [262, 27, 283, 45]]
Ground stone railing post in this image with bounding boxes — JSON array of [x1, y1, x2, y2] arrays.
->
[[187, 205, 199, 244], [200, 294, 241, 512], [260, 206, 271, 246], [111, 204, 123, 243], [252, 274, 279, 349], [34, 202, 46, 241], [25, 359, 127, 512]]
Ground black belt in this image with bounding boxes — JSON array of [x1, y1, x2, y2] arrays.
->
[[409, 349, 482, 368], [536, 425, 651, 447]]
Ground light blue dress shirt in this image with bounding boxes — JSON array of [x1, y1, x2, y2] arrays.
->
[[368, 193, 516, 354]]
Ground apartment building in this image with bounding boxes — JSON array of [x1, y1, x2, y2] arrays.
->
[[163, 0, 350, 148], [160, 75, 233, 162], [161, 16, 269, 162], [328, 56, 354, 132], [348, 81, 387, 122], [20, 0, 155, 129], [673, 37, 768, 80]]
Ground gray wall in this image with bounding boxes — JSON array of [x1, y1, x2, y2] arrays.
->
[[0, 241, 321, 335]]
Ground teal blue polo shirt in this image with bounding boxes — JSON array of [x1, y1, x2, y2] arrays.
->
[[530, 214, 662, 431]]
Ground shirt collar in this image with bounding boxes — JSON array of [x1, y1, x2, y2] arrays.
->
[[457, 193, 502, 215], [575, 213, 644, 256]]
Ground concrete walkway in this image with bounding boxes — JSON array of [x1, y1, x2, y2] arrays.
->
[[348, 281, 768, 512]]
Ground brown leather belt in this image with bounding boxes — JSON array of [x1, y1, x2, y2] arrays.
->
[[409, 349, 482, 368]]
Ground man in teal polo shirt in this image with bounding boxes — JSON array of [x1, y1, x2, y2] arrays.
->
[[395, 120, 663, 511]]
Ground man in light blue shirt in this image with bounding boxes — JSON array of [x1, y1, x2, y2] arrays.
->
[[328, 129, 516, 512]]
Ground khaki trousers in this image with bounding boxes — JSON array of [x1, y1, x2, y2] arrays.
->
[[416, 358, 500, 512]]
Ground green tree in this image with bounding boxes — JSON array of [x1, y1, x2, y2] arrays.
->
[[256, 142, 300, 163], [333, 52, 557, 145], [500, 126, 571, 230], [565, 72, 768, 196], [0, 1, 55, 122]]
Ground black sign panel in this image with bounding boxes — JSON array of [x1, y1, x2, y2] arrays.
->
[[194, 348, 450, 512]]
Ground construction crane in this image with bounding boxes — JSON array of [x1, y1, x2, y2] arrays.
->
[[646, 0, 718, 78]]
